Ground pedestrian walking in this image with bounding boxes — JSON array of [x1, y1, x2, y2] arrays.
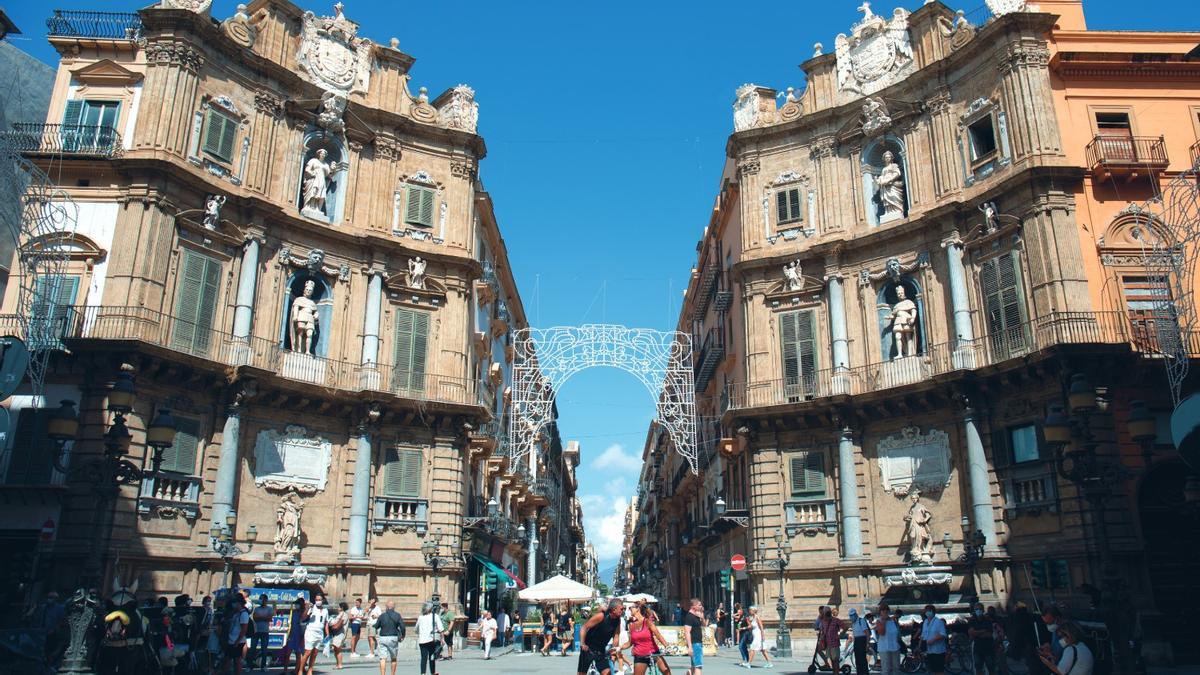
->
[[374, 600, 407, 675], [969, 602, 999, 675], [577, 599, 623, 675], [480, 610, 497, 659], [248, 594, 273, 672], [682, 598, 706, 675], [224, 594, 251, 675], [744, 606, 772, 668], [620, 603, 672, 675], [849, 609, 871, 675], [440, 602, 457, 660], [348, 598, 365, 658], [818, 606, 844, 673], [366, 598, 383, 656], [497, 608, 509, 647], [921, 604, 948, 675], [875, 603, 901, 675], [541, 610, 556, 655], [559, 608, 576, 655], [298, 594, 328, 675], [715, 603, 728, 647], [328, 602, 348, 669], [736, 606, 753, 666], [414, 602, 442, 675]]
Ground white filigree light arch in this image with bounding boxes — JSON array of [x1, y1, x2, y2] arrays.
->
[[509, 324, 697, 471]]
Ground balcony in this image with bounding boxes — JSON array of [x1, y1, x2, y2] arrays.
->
[[1001, 464, 1058, 517], [1085, 135, 1168, 179], [137, 472, 201, 520], [707, 498, 749, 534], [783, 498, 838, 537], [372, 496, 428, 534], [691, 265, 720, 320], [1190, 139, 1199, 169], [694, 326, 726, 393], [0, 305, 479, 407], [726, 311, 1196, 412], [46, 10, 142, 40], [3, 123, 123, 158]]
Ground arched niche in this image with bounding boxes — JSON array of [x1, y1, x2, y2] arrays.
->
[[876, 276, 926, 360], [295, 131, 347, 224], [861, 135, 909, 227], [279, 272, 334, 357]]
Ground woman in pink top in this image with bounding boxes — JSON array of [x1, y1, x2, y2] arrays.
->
[[620, 604, 673, 675]]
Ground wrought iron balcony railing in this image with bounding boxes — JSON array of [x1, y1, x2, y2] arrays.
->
[[1190, 139, 1200, 169], [1085, 135, 1169, 172], [3, 123, 124, 158], [46, 10, 142, 40]]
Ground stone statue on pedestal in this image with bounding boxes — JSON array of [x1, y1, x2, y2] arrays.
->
[[783, 260, 804, 292], [407, 256, 427, 290], [202, 194, 225, 230], [273, 492, 304, 563], [301, 149, 334, 217], [289, 280, 318, 355], [876, 150, 905, 220], [886, 285, 918, 358], [904, 492, 934, 565]]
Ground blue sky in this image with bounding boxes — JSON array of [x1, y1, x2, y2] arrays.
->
[[4, 0, 1196, 572]]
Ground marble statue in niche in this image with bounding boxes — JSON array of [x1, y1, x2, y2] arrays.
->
[[273, 491, 304, 563], [876, 150, 906, 220], [407, 256, 427, 290], [903, 491, 934, 565], [783, 260, 804, 292], [202, 194, 225, 230], [290, 280, 319, 354], [301, 148, 335, 218], [886, 285, 918, 358]]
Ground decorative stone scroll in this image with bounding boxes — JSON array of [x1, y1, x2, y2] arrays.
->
[[253, 425, 333, 494], [835, 4, 915, 102], [296, 2, 373, 95], [882, 565, 953, 588], [877, 426, 952, 495]]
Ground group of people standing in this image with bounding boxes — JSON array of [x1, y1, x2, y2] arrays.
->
[[574, 597, 712, 675]]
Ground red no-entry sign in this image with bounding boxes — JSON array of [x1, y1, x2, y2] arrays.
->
[[730, 554, 746, 571]]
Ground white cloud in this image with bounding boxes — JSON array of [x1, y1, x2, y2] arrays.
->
[[592, 443, 643, 473], [580, 475, 635, 568]]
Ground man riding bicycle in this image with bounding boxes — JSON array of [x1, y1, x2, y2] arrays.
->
[[578, 600, 625, 675]]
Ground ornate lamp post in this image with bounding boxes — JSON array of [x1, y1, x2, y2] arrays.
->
[[757, 528, 793, 658], [209, 511, 256, 589], [942, 518, 986, 600], [421, 527, 456, 603]]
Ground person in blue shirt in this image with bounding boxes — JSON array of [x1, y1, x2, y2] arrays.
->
[[920, 604, 947, 675]]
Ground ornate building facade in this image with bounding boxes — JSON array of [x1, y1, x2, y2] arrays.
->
[[0, 0, 581, 618], [628, 0, 1200, 664]]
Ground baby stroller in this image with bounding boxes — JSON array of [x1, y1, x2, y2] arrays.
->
[[807, 639, 853, 674]]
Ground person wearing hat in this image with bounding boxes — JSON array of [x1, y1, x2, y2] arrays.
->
[[849, 608, 872, 675]]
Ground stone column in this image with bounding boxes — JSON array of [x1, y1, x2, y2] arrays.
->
[[962, 408, 997, 548], [232, 236, 261, 340], [826, 273, 849, 369], [361, 271, 383, 366], [210, 404, 241, 531], [348, 426, 373, 560], [838, 427, 863, 559], [526, 517, 539, 586]]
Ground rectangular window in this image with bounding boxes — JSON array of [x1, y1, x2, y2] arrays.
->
[[404, 185, 436, 227], [980, 253, 1027, 358], [201, 108, 238, 163], [383, 447, 423, 497], [779, 309, 818, 400], [171, 249, 222, 355], [968, 115, 998, 163], [1122, 275, 1173, 351], [5, 408, 54, 485], [789, 451, 825, 497], [775, 188, 803, 226], [392, 308, 430, 393], [29, 275, 80, 350], [158, 416, 201, 475], [1010, 424, 1040, 464], [1095, 111, 1134, 161], [62, 99, 120, 152]]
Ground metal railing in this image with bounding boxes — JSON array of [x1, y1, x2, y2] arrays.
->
[[137, 472, 202, 519], [3, 123, 124, 158], [46, 10, 142, 40], [0, 305, 479, 407], [1085, 135, 1168, 169], [1190, 139, 1200, 168], [371, 496, 428, 533], [726, 311, 1185, 412]]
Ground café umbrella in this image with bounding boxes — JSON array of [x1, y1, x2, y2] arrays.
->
[[517, 574, 598, 603]]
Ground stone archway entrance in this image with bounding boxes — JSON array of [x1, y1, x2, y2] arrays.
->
[[508, 324, 697, 470]]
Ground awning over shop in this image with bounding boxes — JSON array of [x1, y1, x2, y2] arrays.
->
[[472, 554, 525, 589]]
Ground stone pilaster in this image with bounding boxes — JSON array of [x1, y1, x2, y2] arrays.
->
[[138, 41, 205, 155], [997, 41, 1061, 161]]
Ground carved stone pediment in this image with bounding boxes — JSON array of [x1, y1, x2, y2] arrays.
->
[[277, 247, 350, 282], [296, 4, 373, 95], [858, 252, 930, 287], [71, 59, 143, 86], [835, 97, 920, 143]]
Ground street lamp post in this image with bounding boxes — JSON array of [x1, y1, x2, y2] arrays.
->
[[421, 527, 456, 604], [757, 528, 793, 658], [44, 366, 178, 674], [209, 511, 256, 589], [942, 518, 986, 601]]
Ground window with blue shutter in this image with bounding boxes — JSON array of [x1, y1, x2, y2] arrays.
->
[[780, 309, 818, 400], [789, 451, 826, 498], [171, 249, 221, 355]]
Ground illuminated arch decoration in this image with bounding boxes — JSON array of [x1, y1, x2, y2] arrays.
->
[[509, 324, 697, 471]]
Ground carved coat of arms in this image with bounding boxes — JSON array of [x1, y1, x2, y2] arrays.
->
[[835, 4, 914, 102], [733, 84, 776, 132], [986, 0, 1028, 16], [297, 4, 373, 95], [437, 85, 479, 133]]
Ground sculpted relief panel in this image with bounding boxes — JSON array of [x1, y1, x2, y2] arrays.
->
[[877, 426, 951, 496], [297, 3, 373, 95], [253, 425, 333, 494]]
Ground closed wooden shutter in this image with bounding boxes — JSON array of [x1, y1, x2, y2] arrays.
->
[[30, 275, 79, 350], [776, 188, 802, 224], [5, 408, 52, 484], [172, 249, 221, 354], [405, 186, 435, 227], [789, 451, 825, 497], [981, 253, 1025, 354], [202, 109, 237, 162], [392, 309, 430, 392], [159, 416, 201, 475], [780, 310, 817, 396], [383, 447, 423, 497]]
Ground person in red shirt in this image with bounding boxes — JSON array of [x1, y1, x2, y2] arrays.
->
[[619, 604, 672, 675], [819, 607, 845, 672]]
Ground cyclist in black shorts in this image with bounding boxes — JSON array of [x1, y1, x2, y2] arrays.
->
[[577, 600, 624, 675]]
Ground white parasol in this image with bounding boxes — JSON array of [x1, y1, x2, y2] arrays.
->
[[517, 574, 599, 603]]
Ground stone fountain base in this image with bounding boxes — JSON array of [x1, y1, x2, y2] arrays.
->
[[252, 562, 328, 587]]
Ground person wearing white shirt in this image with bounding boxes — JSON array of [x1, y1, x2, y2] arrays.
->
[[416, 603, 445, 675], [299, 594, 329, 675], [920, 604, 948, 675], [874, 604, 901, 675], [480, 610, 498, 659], [1040, 622, 1094, 675]]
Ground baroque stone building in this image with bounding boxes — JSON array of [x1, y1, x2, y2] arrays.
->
[[628, 0, 1200, 664], [0, 0, 580, 617]]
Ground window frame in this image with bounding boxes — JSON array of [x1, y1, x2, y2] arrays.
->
[[778, 308, 820, 401], [775, 186, 804, 227], [171, 247, 222, 354], [201, 106, 239, 164], [383, 447, 424, 498], [157, 415, 202, 476], [788, 450, 827, 499], [966, 114, 998, 167], [403, 184, 437, 228]]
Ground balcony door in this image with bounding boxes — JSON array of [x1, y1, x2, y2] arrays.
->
[[62, 99, 120, 152], [1095, 111, 1134, 161], [1122, 275, 1175, 352]]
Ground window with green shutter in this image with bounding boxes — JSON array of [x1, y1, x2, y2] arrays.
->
[[404, 185, 436, 227], [789, 451, 826, 498], [980, 252, 1027, 357], [779, 309, 818, 400], [201, 108, 238, 163], [29, 275, 79, 351], [392, 308, 430, 393], [159, 416, 201, 475], [383, 447, 423, 497], [172, 249, 222, 355], [776, 187, 803, 226], [4, 408, 54, 485]]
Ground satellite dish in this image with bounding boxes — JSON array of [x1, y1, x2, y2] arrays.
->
[[0, 336, 29, 400]]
